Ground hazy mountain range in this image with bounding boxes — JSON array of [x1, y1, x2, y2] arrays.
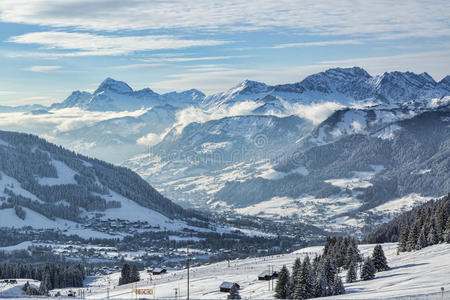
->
[[1, 66, 449, 234]]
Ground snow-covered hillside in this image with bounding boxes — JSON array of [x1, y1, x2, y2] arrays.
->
[[0, 130, 210, 238], [11, 243, 445, 299]]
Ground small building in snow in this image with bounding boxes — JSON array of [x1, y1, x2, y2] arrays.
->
[[152, 268, 167, 275], [258, 270, 279, 280], [220, 282, 240, 292]]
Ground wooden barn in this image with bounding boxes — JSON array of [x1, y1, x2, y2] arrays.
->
[[152, 267, 167, 275], [258, 270, 279, 280], [219, 282, 240, 292]]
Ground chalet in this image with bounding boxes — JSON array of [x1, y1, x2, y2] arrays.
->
[[220, 282, 240, 293], [152, 268, 167, 275], [258, 270, 272, 280], [258, 270, 279, 280]]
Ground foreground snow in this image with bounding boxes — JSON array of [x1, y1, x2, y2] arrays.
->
[[80, 243, 449, 299], [3, 243, 449, 299]]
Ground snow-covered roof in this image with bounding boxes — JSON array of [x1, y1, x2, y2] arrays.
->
[[220, 281, 239, 289]]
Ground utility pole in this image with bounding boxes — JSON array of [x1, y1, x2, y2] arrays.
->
[[268, 265, 271, 291], [187, 245, 190, 300], [271, 265, 274, 291]]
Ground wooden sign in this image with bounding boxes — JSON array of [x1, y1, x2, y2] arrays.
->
[[133, 287, 153, 295]]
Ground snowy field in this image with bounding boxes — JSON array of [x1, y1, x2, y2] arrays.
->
[[4, 243, 448, 299]]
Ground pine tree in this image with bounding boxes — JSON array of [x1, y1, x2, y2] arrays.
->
[[345, 241, 360, 269], [324, 259, 337, 286], [130, 264, 140, 283], [227, 285, 241, 299], [313, 266, 328, 298], [407, 221, 420, 251], [372, 245, 389, 272], [293, 256, 314, 299], [416, 226, 427, 250], [333, 274, 345, 295], [434, 210, 446, 241], [398, 224, 409, 252], [427, 225, 438, 246], [361, 258, 376, 280], [39, 267, 52, 295], [289, 258, 301, 298], [274, 265, 290, 299], [119, 263, 131, 285], [346, 260, 357, 283], [444, 217, 450, 243]]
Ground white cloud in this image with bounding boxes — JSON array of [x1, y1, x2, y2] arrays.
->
[[273, 39, 362, 49], [0, 0, 448, 39], [8, 31, 228, 56], [136, 133, 162, 146], [26, 65, 61, 72], [173, 101, 260, 133], [143, 55, 251, 63], [0, 107, 147, 135], [284, 102, 345, 125], [112, 64, 164, 70]]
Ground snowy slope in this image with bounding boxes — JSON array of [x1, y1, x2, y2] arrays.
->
[[0, 130, 210, 238], [44, 243, 450, 300]]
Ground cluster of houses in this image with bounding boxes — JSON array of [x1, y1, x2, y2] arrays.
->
[[219, 269, 279, 293], [84, 218, 160, 234]]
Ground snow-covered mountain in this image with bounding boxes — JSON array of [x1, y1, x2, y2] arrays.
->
[[0, 130, 210, 239], [0, 67, 449, 234], [155, 114, 313, 163], [203, 67, 450, 109], [123, 114, 313, 206], [51, 78, 205, 111], [213, 105, 450, 232]]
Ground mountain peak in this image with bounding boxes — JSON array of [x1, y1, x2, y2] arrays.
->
[[377, 71, 437, 89], [230, 79, 270, 95], [94, 77, 133, 95], [324, 66, 371, 78]]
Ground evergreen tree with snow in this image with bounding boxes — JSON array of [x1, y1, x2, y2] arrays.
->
[[398, 224, 409, 252], [444, 217, 450, 243], [323, 258, 337, 292], [346, 260, 357, 283], [427, 225, 439, 245], [416, 226, 427, 250], [407, 221, 420, 251], [274, 265, 290, 299], [119, 263, 131, 285], [39, 266, 52, 295], [130, 264, 140, 283], [313, 266, 328, 298], [372, 245, 389, 272], [289, 258, 302, 298], [434, 210, 446, 241], [333, 274, 345, 295], [293, 256, 314, 299], [361, 257, 376, 280]]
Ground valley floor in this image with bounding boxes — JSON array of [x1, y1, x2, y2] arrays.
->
[[3, 243, 449, 299]]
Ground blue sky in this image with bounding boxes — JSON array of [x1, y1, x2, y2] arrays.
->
[[0, 0, 449, 106]]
